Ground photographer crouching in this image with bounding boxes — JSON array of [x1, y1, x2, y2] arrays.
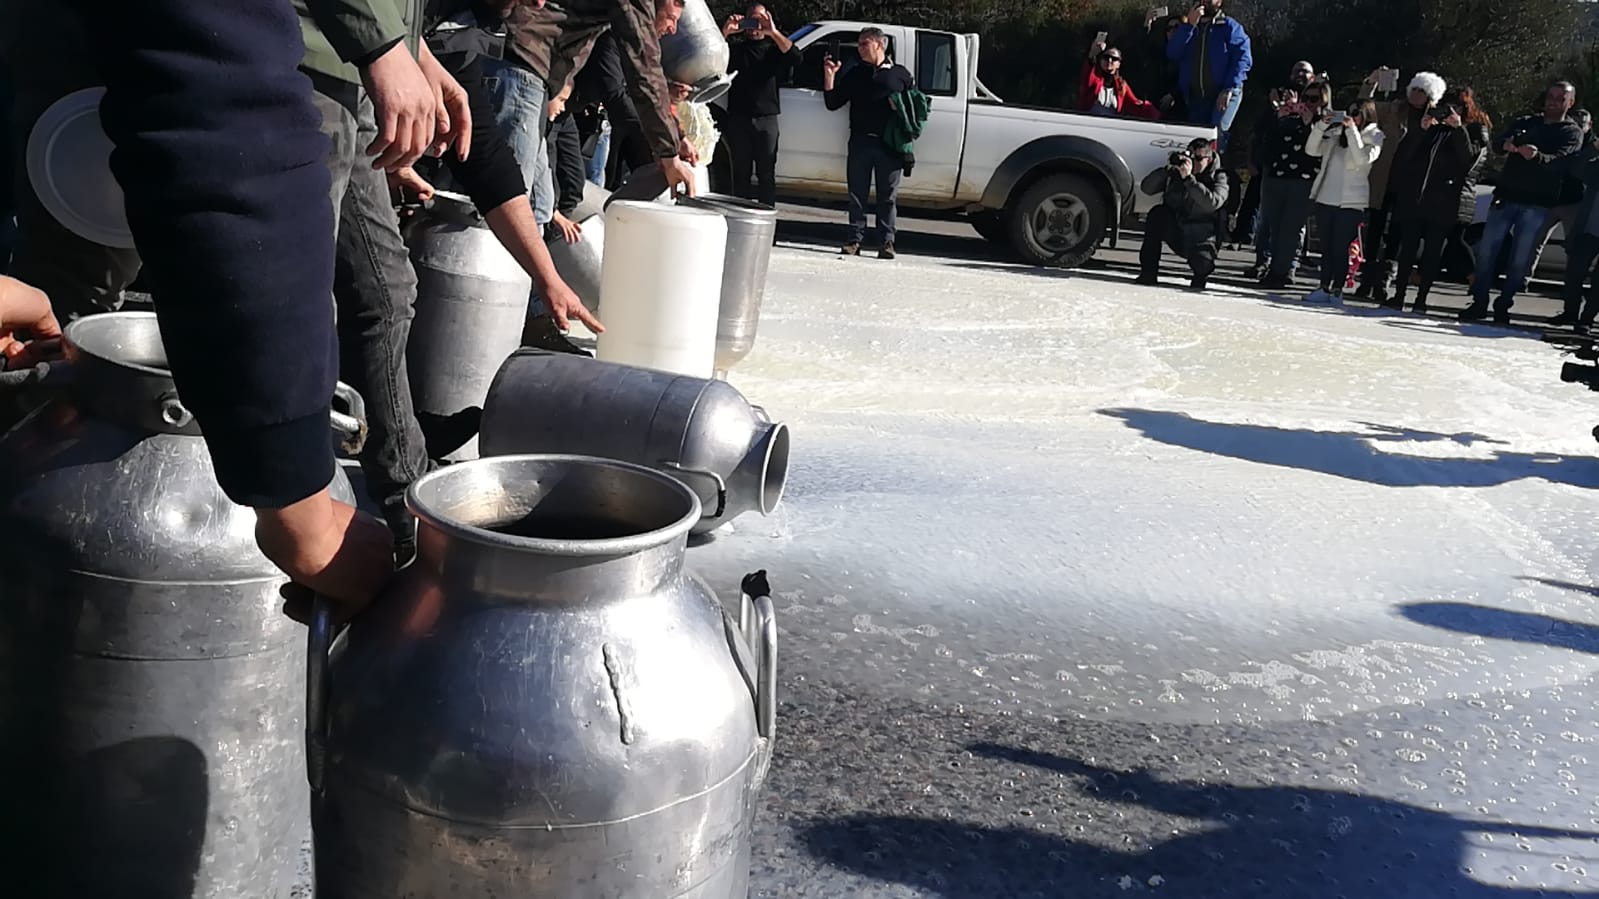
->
[[1136, 137, 1230, 291]]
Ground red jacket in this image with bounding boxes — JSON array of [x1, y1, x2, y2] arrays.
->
[[1077, 61, 1160, 120]]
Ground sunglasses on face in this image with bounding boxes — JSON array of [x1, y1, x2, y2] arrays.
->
[[1100, 53, 1122, 62]]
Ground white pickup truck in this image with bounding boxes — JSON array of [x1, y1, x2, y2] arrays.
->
[[709, 20, 1217, 267]]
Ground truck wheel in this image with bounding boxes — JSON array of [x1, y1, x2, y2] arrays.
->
[[1008, 173, 1107, 268]]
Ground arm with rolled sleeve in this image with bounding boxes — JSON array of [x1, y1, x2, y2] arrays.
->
[[71, 0, 339, 509]]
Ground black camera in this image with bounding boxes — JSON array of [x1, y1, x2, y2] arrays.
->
[[1169, 151, 1191, 167]]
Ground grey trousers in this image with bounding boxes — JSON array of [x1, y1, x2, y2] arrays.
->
[[330, 97, 434, 536]]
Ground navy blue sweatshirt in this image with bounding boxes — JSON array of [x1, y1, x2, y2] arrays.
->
[[71, 0, 339, 509], [1495, 114, 1586, 208]]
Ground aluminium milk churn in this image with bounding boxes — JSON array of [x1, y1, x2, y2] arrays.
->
[[307, 454, 778, 898], [0, 311, 363, 898]]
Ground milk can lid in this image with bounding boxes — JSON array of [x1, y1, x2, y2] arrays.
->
[[26, 87, 136, 250]]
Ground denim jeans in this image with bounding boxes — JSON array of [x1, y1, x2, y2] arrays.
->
[[330, 95, 434, 537], [481, 59, 554, 227], [1188, 88, 1243, 153], [846, 135, 902, 245], [1472, 201, 1553, 311], [482, 59, 555, 315], [1255, 176, 1312, 277], [1312, 204, 1365, 293], [587, 117, 612, 186]]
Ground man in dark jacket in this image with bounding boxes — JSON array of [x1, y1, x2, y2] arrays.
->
[[724, 4, 800, 207], [823, 27, 914, 259], [1136, 136, 1230, 291], [1461, 81, 1585, 323], [543, 0, 696, 195]]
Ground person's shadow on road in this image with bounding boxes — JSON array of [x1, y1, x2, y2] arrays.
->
[[802, 744, 1599, 898]]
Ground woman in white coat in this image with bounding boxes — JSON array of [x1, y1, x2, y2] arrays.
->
[[1304, 99, 1383, 302]]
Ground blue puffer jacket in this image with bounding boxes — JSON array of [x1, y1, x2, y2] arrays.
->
[[1166, 14, 1252, 99]]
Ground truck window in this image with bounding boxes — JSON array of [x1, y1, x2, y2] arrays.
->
[[790, 30, 898, 90], [915, 31, 958, 97]]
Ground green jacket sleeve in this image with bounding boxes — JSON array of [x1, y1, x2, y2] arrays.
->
[[300, 0, 408, 65]]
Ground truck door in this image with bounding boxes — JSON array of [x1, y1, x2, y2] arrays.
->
[[902, 30, 966, 202], [776, 27, 898, 193]]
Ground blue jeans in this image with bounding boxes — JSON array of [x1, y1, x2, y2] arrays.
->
[[481, 59, 554, 227], [1188, 89, 1243, 153], [587, 117, 611, 186], [1472, 201, 1552, 310], [481, 59, 554, 314]]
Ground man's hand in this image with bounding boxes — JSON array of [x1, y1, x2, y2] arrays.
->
[[1145, 7, 1163, 28], [1503, 139, 1519, 153], [388, 166, 436, 205], [550, 210, 583, 244], [1184, 3, 1204, 25], [1444, 110, 1463, 128], [822, 56, 842, 88], [541, 277, 604, 334], [1176, 158, 1194, 179], [659, 155, 697, 197], [1217, 89, 1234, 112], [678, 137, 701, 165], [753, 7, 777, 36], [669, 81, 693, 105], [0, 276, 63, 370], [723, 14, 742, 36], [1421, 114, 1437, 131], [1517, 144, 1540, 160], [360, 43, 437, 171], [417, 42, 471, 162], [256, 490, 395, 623]]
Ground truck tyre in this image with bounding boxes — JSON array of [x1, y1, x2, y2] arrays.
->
[[1007, 173, 1108, 268]]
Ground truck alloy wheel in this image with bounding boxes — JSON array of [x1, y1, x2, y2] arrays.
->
[[1007, 173, 1107, 269]]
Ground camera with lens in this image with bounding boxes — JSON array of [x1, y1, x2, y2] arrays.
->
[[1168, 150, 1191, 168], [1549, 335, 1599, 441]]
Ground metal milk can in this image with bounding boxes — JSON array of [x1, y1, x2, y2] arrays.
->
[[660, 0, 733, 102], [478, 350, 790, 534], [0, 311, 362, 899], [676, 193, 779, 377], [404, 190, 532, 462], [308, 454, 777, 898]]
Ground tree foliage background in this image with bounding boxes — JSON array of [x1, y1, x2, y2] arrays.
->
[[721, 0, 1599, 158]]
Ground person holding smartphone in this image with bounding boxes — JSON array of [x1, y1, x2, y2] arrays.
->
[[1079, 34, 1159, 119], [1252, 80, 1327, 289], [1355, 69, 1446, 304], [1386, 90, 1488, 314], [1303, 100, 1383, 303], [724, 4, 801, 207], [1165, 0, 1252, 151]]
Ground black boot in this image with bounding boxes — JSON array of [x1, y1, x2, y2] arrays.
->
[[1135, 270, 1159, 286], [1459, 301, 1489, 322]]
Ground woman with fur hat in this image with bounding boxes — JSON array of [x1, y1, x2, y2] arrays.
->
[[1386, 88, 1490, 313], [1355, 69, 1447, 303]]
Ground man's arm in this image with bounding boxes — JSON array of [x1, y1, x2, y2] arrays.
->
[[604, 0, 679, 159], [1187, 169, 1228, 213], [71, 0, 393, 610], [1223, 22, 1251, 90], [301, 0, 408, 66], [1165, 23, 1194, 62], [1140, 167, 1169, 196]]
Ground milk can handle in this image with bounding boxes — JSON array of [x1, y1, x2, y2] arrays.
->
[[737, 571, 777, 741], [660, 461, 728, 520], [330, 381, 369, 455], [305, 596, 334, 793]]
